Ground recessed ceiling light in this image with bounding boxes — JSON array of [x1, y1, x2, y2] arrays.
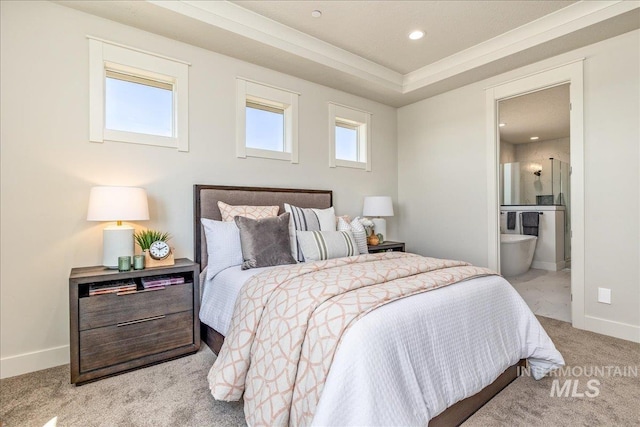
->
[[311, 10, 322, 18], [409, 30, 425, 40], [530, 136, 539, 140], [499, 123, 506, 127]]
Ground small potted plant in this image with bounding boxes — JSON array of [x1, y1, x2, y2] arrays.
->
[[134, 229, 174, 267], [134, 229, 170, 251]]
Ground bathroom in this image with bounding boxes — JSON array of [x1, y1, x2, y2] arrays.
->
[[498, 84, 571, 322]]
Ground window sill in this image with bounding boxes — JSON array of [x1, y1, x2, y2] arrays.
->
[[332, 159, 368, 170], [96, 129, 182, 150], [242, 147, 293, 162]]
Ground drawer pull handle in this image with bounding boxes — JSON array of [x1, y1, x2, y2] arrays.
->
[[117, 315, 165, 327]]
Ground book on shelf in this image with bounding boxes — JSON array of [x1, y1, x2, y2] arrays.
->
[[89, 280, 136, 296], [141, 275, 186, 289]]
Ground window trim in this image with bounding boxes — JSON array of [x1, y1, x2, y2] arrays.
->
[[89, 37, 190, 151], [329, 103, 371, 171], [236, 78, 299, 163]]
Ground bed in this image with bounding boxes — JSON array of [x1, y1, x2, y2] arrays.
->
[[194, 184, 564, 426]]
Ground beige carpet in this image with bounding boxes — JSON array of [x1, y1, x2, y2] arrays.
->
[[1, 317, 638, 426]]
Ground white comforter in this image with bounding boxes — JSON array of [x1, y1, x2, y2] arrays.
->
[[200, 266, 564, 426]]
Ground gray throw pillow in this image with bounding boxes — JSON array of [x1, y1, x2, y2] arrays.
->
[[234, 213, 296, 270]]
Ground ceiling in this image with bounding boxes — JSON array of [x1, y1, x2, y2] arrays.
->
[[234, 1, 575, 75], [499, 84, 570, 144], [57, 1, 640, 107]]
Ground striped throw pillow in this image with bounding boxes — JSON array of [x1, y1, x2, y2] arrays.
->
[[337, 216, 369, 254], [296, 230, 358, 261], [285, 204, 335, 262]]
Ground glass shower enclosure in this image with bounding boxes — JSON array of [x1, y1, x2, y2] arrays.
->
[[500, 158, 568, 206]]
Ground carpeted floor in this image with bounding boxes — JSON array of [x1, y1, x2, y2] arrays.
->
[[1, 317, 638, 426]]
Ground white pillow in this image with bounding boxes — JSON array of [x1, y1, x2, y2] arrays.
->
[[337, 216, 369, 254], [201, 218, 243, 281], [314, 206, 336, 231], [297, 230, 358, 261]]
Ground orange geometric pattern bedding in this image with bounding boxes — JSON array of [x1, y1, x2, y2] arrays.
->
[[208, 252, 495, 426]]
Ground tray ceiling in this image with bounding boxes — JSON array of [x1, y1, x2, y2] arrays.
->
[[57, 0, 640, 106]]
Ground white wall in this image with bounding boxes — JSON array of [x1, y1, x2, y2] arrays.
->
[[398, 30, 639, 342], [515, 137, 570, 164], [500, 140, 516, 164], [0, 1, 398, 377]]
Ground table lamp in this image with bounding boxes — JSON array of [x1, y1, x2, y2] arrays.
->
[[362, 196, 394, 241], [87, 186, 149, 268]]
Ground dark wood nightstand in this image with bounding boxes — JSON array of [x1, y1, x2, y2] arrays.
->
[[69, 258, 200, 385], [368, 241, 406, 253]]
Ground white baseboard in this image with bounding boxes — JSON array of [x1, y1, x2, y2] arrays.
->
[[531, 260, 565, 271], [0, 345, 69, 379], [582, 315, 640, 343]]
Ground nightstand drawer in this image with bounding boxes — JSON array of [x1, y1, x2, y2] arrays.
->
[[79, 311, 194, 372], [79, 283, 192, 331]]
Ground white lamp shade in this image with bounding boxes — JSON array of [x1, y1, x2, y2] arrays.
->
[[362, 196, 394, 217], [87, 186, 149, 221]]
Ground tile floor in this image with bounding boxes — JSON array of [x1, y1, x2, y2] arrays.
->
[[505, 268, 571, 322]]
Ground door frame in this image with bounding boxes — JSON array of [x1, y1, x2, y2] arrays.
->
[[485, 59, 585, 328]]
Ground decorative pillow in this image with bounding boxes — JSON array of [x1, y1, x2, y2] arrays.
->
[[234, 213, 296, 270], [218, 201, 279, 222], [336, 215, 351, 226], [337, 216, 369, 254], [201, 218, 243, 281], [284, 204, 336, 262], [314, 206, 337, 231], [297, 230, 358, 261]]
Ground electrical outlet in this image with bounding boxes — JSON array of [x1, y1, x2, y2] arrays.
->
[[598, 288, 611, 304]]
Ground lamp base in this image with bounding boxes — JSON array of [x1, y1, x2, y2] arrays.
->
[[103, 225, 134, 268], [371, 218, 387, 242]]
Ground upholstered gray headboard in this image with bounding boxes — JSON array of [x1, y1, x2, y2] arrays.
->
[[194, 185, 333, 271]]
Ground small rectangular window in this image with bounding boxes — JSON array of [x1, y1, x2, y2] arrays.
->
[[236, 78, 299, 163], [335, 121, 359, 162], [329, 103, 371, 171], [89, 38, 190, 151], [105, 71, 173, 137], [245, 101, 285, 152]]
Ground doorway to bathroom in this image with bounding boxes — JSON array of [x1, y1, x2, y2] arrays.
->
[[498, 84, 571, 322], [485, 60, 585, 329]]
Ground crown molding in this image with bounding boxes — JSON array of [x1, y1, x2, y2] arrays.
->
[[149, 0, 638, 97], [74, 0, 638, 104], [149, 0, 404, 91], [402, 0, 639, 93]]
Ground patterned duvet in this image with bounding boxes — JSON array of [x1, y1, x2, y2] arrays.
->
[[207, 252, 562, 426]]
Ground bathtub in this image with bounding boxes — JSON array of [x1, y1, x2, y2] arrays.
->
[[500, 234, 537, 277]]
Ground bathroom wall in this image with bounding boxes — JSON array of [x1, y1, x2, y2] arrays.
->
[[501, 137, 570, 205], [500, 140, 516, 163], [518, 158, 553, 205], [515, 137, 570, 164]]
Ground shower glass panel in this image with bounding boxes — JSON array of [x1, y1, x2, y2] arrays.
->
[[500, 158, 569, 206]]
